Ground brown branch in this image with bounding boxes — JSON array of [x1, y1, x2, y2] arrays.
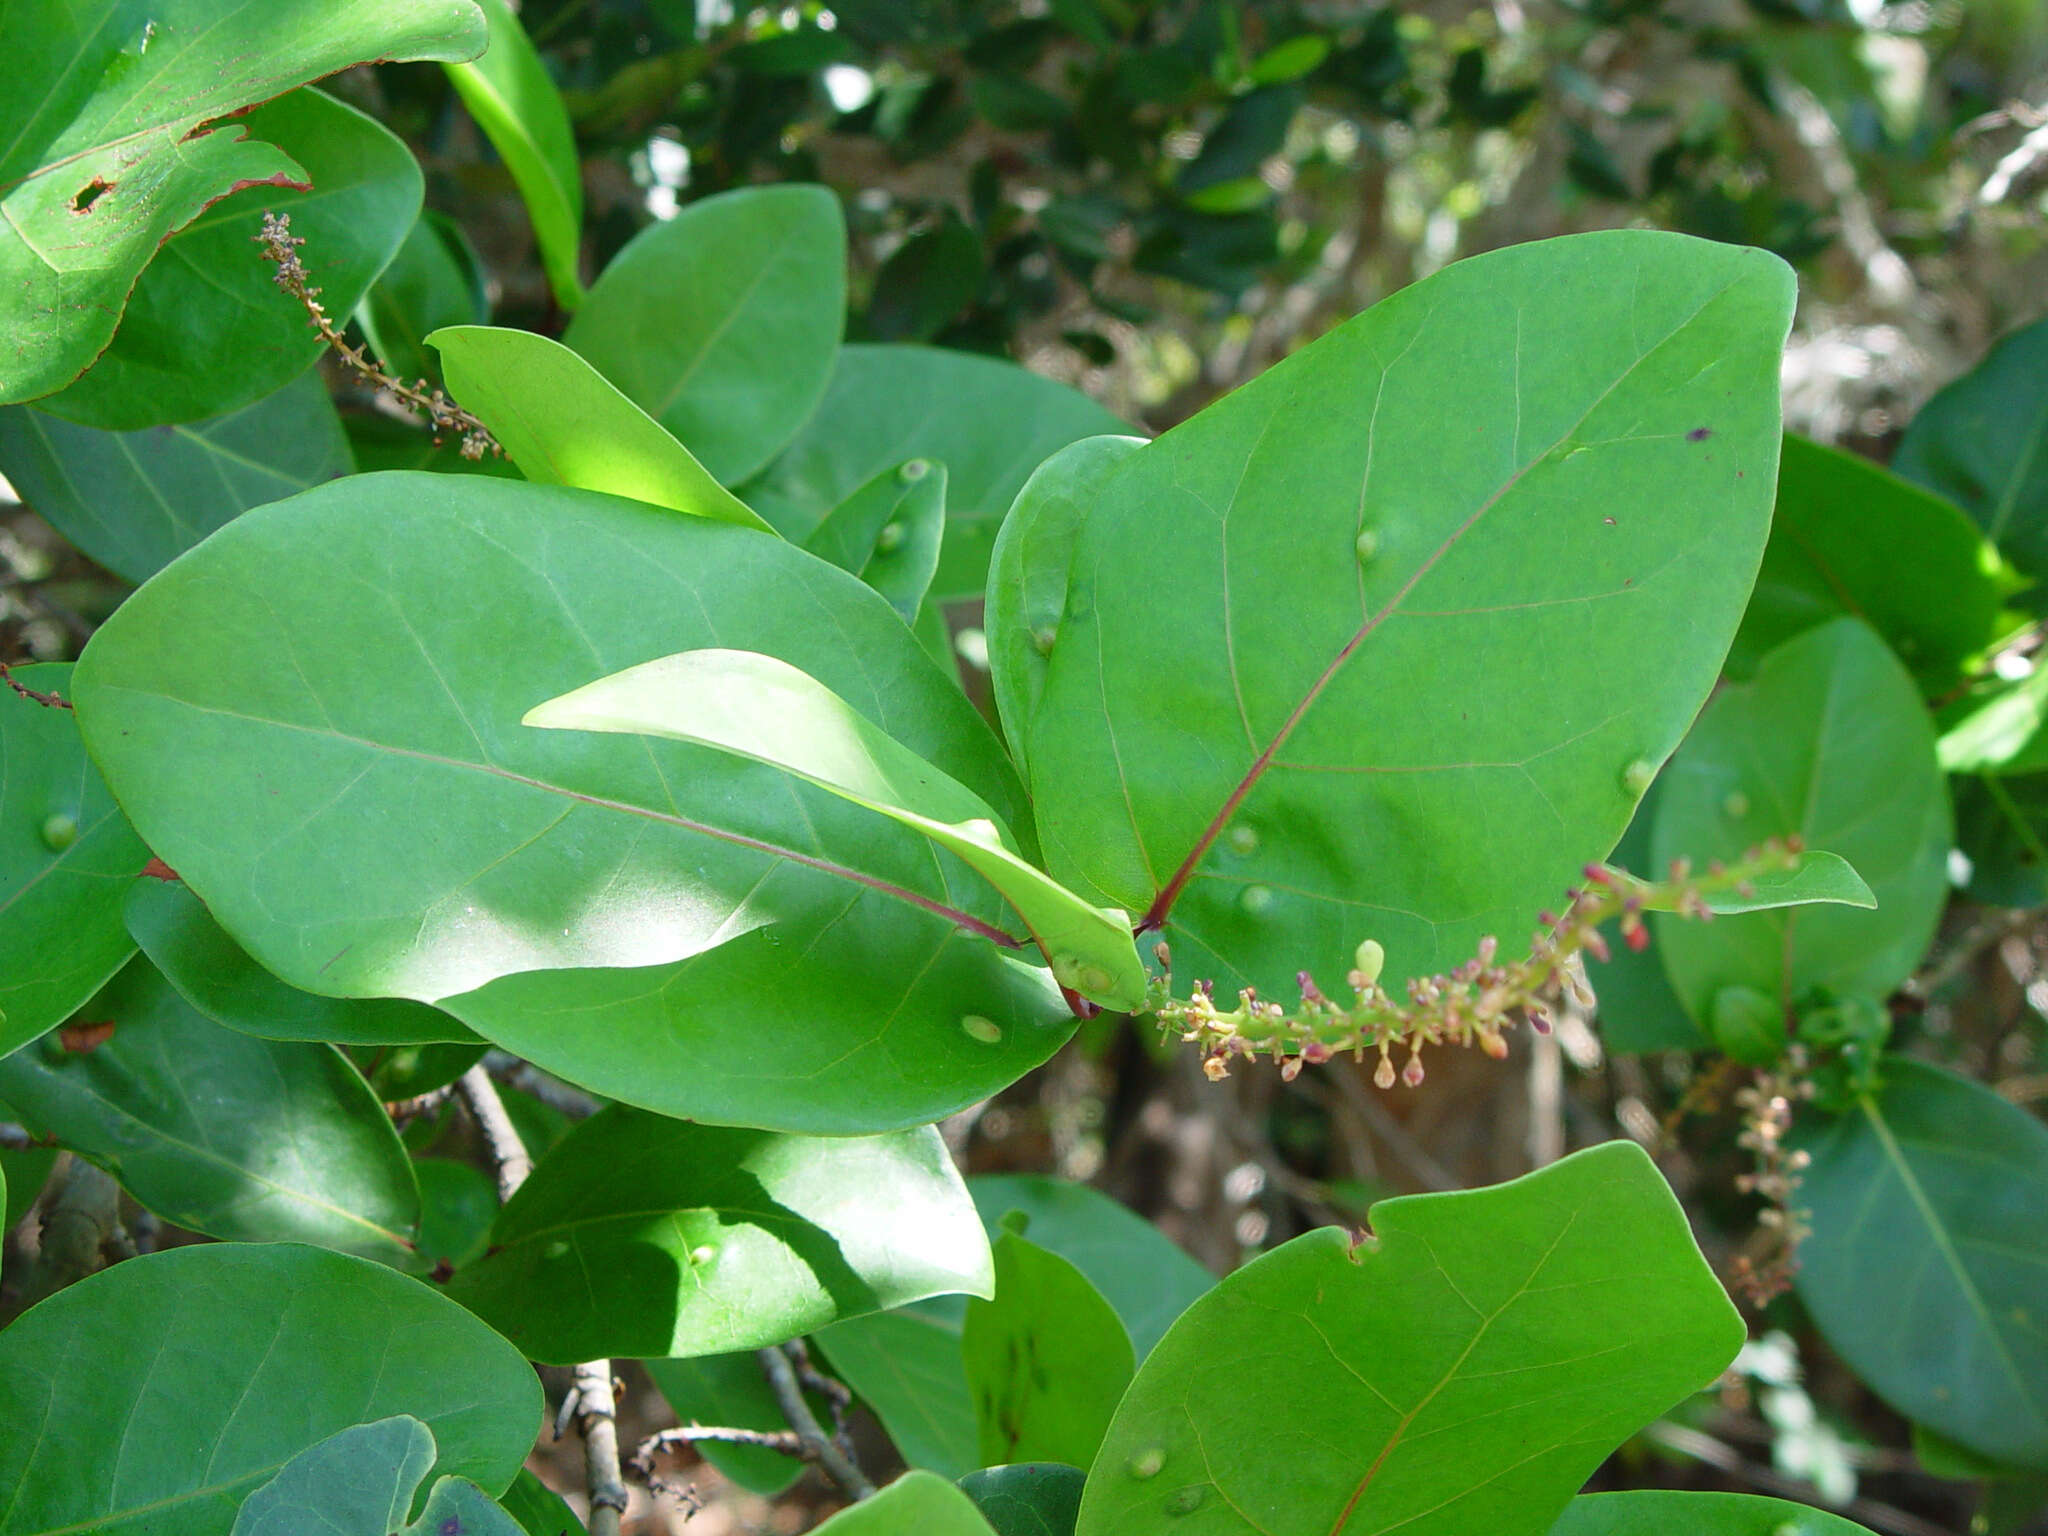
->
[[0, 662, 72, 710], [758, 1342, 875, 1500], [454, 1065, 533, 1202]]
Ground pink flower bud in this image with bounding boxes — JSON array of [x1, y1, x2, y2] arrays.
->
[[1402, 1052, 1427, 1088]]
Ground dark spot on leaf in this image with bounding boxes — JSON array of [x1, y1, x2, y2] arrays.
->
[[439, 1519, 463, 1536], [1687, 427, 1713, 442], [60, 1020, 116, 1053], [72, 178, 111, 213], [139, 856, 180, 881]]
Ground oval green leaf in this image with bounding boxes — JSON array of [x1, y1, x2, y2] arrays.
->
[[814, 1297, 979, 1477], [813, 1471, 999, 1535], [1550, 1491, 1877, 1535], [231, 1417, 435, 1536], [959, 1464, 1087, 1536], [803, 459, 949, 624]]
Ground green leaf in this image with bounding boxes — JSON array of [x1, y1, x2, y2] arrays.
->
[[444, 1105, 992, 1363], [71, 473, 1074, 1133], [803, 460, 948, 624], [744, 344, 1133, 601], [356, 213, 488, 389], [0, 663, 147, 1056], [1549, 1491, 1878, 1535], [125, 878, 478, 1045], [428, 325, 772, 531], [496, 1470, 587, 1536], [814, 1472, 999, 1535], [1247, 34, 1332, 85], [964, 1233, 1134, 1469], [814, 1297, 980, 1476], [1731, 434, 2008, 690], [868, 214, 986, 342], [1076, 1141, 1743, 1536], [0, 0, 484, 406], [644, 1353, 813, 1495], [0, 372, 351, 584], [1954, 769, 2048, 907], [1590, 782, 1706, 1054], [1013, 231, 1793, 1003], [413, 1156, 498, 1269], [1940, 665, 2048, 775], [1894, 317, 2048, 586], [231, 1417, 435, 1536], [1651, 619, 1950, 1023], [1795, 1057, 2048, 1471], [524, 648, 1146, 1010], [445, 0, 585, 310], [34, 89, 422, 429], [0, 1242, 540, 1535], [1637, 850, 1875, 915], [959, 1464, 1087, 1536], [563, 185, 845, 484], [0, 957, 422, 1261], [0, 1144, 57, 1232]]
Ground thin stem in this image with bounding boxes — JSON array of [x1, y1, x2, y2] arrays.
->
[[758, 1343, 875, 1500]]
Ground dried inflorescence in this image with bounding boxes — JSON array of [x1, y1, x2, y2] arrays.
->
[[1150, 837, 1807, 1089], [1727, 1059, 1817, 1305], [253, 211, 500, 461]]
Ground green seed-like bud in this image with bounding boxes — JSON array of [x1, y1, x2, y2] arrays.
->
[[1355, 530, 1379, 563], [1621, 757, 1655, 798], [1353, 939, 1385, 986], [1239, 884, 1274, 915], [1226, 824, 1258, 856], [960, 1014, 1003, 1044], [39, 813, 78, 852], [1127, 1447, 1166, 1480]]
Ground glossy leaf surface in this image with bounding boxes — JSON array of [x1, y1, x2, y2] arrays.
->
[[0, 372, 351, 583], [71, 473, 1074, 1132], [964, 1233, 1134, 1469], [1550, 1491, 1876, 1535], [0, 663, 147, 1056], [745, 344, 1133, 599], [36, 89, 421, 428], [0, 958, 421, 1260], [1076, 1141, 1743, 1536], [1652, 619, 1950, 1021], [429, 325, 771, 530], [444, 0, 585, 310], [498, 1471, 587, 1536], [445, 1106, 992, 1363], [1796, 1058, 2048, 1471], [803, 460, 948, 623], [526, 648, 1145, 1009], [0, 1242, 540, 1534], [564, 185, 844, 484], [1017, 232, 1793, 1003], [0, 0, 482, 405], [960, 1464, 1087, 1536], [813, 1472, 998, 1535]]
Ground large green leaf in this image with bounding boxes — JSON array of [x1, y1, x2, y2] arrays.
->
[[1550, 1491, 1877, 1535], [959, 1464, 1087, 1536], [1894, 318, 2048, 585], [0, 663, 147, 1056], [444, 1106, 993, 1363], [428, 325, 772, 530], [813, 1472, 999, 1535], [744, 343, 1134, 600], [814, 1297, 980, 1477], [356, 213, 486, 390], [1729, 434, 2008, 689], [1076, 1141, 1743, 1536], [71, 473, 1075, 1132], [0, 957, 421, 1260], [525, 648, 1145, 1009], [0, 372, 351, 584], [0, 0, 483, 406], [803, 460, 948, 624], [34, 89, 422, 429], [563, 185, 844, 484], [1013, 231, 1792, 1001], [497, 1470, 587, 1536], [0, 1242, 540, 1535], [233, 1417, 526, 1536], [444, 0, 585, 310], [1651, 619, 1950, 1023], [963, 1232, 1134, 1469], [124, 877, 478, 1045], [1795, 1057, 2048, 1471]]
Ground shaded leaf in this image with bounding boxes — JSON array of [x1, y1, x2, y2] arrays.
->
[[429, 325, 773, 530], [445, 1105, 992, 1363], [644, 1353, 815, 1496], [869, 214, 986, 341], [564, 185, 844, 484], [231, 1417, 434, 1536], [0, 957, 422, 1261], [803, 460, 948, 623], [356, 213, 487, 389], [959, 1464, 1087, 1536], [1549, 1490, 1877, 1534], [814, 1297, 979, 1477], [814, 1472, 998, 1534], [413, 1156, 498, 1269], [1077, 1142, 1743, 1536], [0, 1242, 540, 1534], [496, 1470, 588, 1536], [0, 0, 483, 405]]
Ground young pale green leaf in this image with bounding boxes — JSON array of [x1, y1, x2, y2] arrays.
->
[[0, 372, 352, 584], [1795, 1057, 2048, 1471], [1076, 1141, 1744, 1536], [1635, 850, 1875, 915], [1549, 1491, 1878, 1535], [126, 878, 478, 1045], [428, 325, 773, 530], [0, 0, 483, 407], [813, 1472, 999, 1535], [0, 1243, 539, 1536], [0, 663, 147, 1057], [525, 648, 1146, 1010], [1651, 619, 1950, 1024], [1730, 435, 2009, 690], [986, 436, 1148, 782], [964, 1233, 1135, 1470], [1894, 317, 2048, 586], [1013, 231, 1794, 1007], [744, 344, 1135, 600], [0, 958, 422, 1261], [444, 1106, 993, 1363], [803, 460, 948, 623], [356, 213, 487, 389], [1940, 666, 2048, 775], [444, 0, 585, 310], [644, 1353, 818, 1495], [35, 89, 421, 429], [564, 185, 844, 484], [72, 473, 1073, 1133], [959, 1464, 1087, 1536], [232, 1417, 435, 1536]]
